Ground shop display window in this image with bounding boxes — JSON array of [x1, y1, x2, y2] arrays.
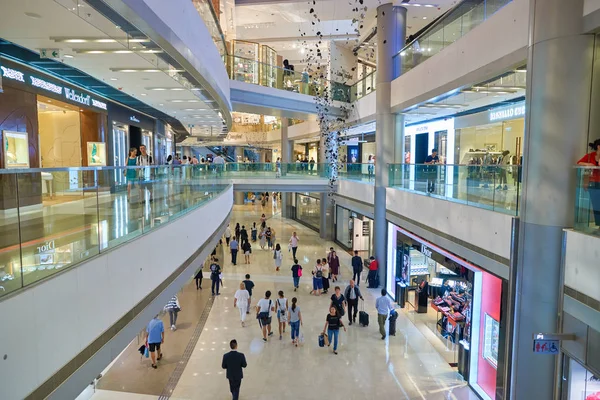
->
[[3, 130, 29, 168], [568, 359, 600, 400], [87, 142, 107, 166], [483, 313, 499, 368]]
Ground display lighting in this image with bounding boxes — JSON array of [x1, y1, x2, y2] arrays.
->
[[51, 37, 150, 43]]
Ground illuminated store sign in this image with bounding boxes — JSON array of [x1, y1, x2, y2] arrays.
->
[[130, 116, 140, 123], [1, 64, 108, 111], [1, 66, 25, 82], [489, 103, 526, 122]]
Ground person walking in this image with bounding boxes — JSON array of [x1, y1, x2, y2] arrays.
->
[[376, 289, 395, 340], [367, 256, 379, 288], [291, 258, 302, 291], [260, 213, 266, 225], [259, 228, 267, 250], [265, 227, 272, 249], [330, 286, 346, 318], [126, 147, 137, 199], [230, 237, 239, 265], [256, 291, 275, 342], [240, 225, 248, 243], [210, 258, 222, 296], [242, 240, 252, 264], [234, 223, 241, 242], [351, 250, 363, 285], [289, 232, 300, 259], [344, 280, 364, 325], [322, 306, 346, 355], [194, 266, 203, 290], [273, 243, 283, 271], [329, 250, 340, 282], [288, 297, 303, 347], [251, 222, 258, 242], [276, 290, 288, 340], [234, 283, 250, 327], [424, 148, 440, 194], [311, 259, 324, 296], [165, 295, 181, 331], [225, 224, 232, 246], [145, 315, 164, 369], [221, 339, 247, 400], [270, 227, 277, 246], [243, 274, 255, 314], [321, 257, 330, 294]]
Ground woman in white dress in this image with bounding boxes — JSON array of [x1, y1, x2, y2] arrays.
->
[[233, 282, 250, 327], [276, 290, 289, 340], [273, 243, 283, 271]]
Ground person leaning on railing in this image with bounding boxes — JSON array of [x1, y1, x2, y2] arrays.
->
[[577, 139, 600, 229]]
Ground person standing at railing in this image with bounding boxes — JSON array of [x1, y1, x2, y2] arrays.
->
[[309, 157, 315, 174], [126, 147, 138, 200], [275, 157, 282, 178], [137, 144, 154, 202], [367, 155, 375, 180], [578, 139, 600, 228], [213, 153, 225, 176], [424, 148, 440, 194], [496, 150, 511, 191]]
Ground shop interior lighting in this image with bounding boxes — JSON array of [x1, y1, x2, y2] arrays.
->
[[403, 3, 438, 7], [51, 37, 150, 43]]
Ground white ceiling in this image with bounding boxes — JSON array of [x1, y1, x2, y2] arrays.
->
[[0, 0, 225, 136], [231, 0, 459, 62]]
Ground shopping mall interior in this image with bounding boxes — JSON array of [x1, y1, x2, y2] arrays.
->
[[0, 0, 599, 399]]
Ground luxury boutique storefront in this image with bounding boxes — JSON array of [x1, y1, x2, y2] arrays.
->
[[387, 223, 507, 400], [335, 205, 373, 256]]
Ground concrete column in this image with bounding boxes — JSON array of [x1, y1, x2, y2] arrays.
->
[[319, 193, 334, 240], [234, 147, 245, 205], [510, 1, 592, 398], [281, 118, 291, 163], [374, 3, 406, 287]]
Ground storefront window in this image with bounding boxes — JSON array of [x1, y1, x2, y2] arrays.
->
[[568, 359, 600, 399], [335, 206, 373, 255], [295, 193, 320, 232]]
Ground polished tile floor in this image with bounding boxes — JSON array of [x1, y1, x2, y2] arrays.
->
[[89, 202, 479, 400]]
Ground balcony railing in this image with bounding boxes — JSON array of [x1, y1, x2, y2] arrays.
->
[[338, 163, 375, 183], [389, 163, 521, 215], [0, 166, 230, 298], [227, 55, 351, 102], [350, 71, 377, 102], [392, 0, 512, 78], [574, 166, 600, 234]]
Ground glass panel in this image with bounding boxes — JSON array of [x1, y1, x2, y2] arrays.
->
[[0, 173, 23, 295], [575, 167, 600, 234]]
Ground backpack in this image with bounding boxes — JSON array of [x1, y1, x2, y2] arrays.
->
[[210, 264, 220, 279], [315, 266, 323, 278]]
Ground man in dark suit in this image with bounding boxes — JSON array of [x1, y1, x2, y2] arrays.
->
[[221, 339, 247, 400]]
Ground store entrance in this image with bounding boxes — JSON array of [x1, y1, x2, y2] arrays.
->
[[112, 123, 128, 185], [415, 132, 428, 163]]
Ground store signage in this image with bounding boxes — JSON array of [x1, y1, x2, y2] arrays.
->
[[1, 66, 25, 82], [30, 76, 62, 94], [1, 63, 108, 111], [489, 103, 526, 122], [416, 125, 428, 133], [533, 339, 559, 354], [130, 116, 141, 123], [421, 244, 433, 258], [37, 240, 55, 254]]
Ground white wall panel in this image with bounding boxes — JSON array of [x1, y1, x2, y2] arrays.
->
[[386, 188, 512, 260], [0, 187, 233, 400], [391, 0, 529, 112], [337, 179, 374, 205], [564, 230, 600, 302]]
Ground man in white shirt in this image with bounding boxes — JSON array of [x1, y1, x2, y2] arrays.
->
[[225, 224, 232, 246], [213, 153, 226, 176], [136, 144, 153, 202], [256, 291, 275, 342], [289, 232, 299, 259]]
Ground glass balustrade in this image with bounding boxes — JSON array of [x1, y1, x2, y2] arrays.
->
[[0, 166, 228, 298], [191, 0, 227, 58], [338, 163, 375, 183], [574, 166, 600, 235], [392, 0, 513, 78], [350, 71, 377, 102], [389, 163, 520, 215], [227, 55, 351, 102]]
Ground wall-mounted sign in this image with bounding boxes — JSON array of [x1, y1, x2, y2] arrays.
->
[[39, 48, 62, 59], [130, 116, 141, 123], [1, 66, 25, 83], [489, 102, 526, 122], [0, 62, 108, 111], [421, 244, 433, 258], [37, 240, 55, 254]]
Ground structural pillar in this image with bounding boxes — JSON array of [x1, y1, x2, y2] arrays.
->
[[319, 193, 334, 240], [374, 3, 406, 287], [281, 118, 293, 217], [234, 146, 244, 205], [510, 1, 592, 398]]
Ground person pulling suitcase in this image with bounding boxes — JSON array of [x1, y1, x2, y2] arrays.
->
[[388, 309, 398, 336], [359, 299, 369, 327]]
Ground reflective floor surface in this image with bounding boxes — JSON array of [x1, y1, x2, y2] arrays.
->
[[86, 203, 479, 400]]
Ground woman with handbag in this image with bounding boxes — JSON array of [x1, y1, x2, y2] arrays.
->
[[276, 290, 289, 340], [291, 259, 302, 291], [323, 306, 346, 355], [273, 243, 283, 271], [165, 295, 181, 331], [330, 286, 346, 318]]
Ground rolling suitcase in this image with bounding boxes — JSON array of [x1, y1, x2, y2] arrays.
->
[[359, 300, 369, 327], [388, 310, 398, 336]]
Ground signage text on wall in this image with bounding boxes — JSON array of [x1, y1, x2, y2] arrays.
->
[[489, 103, 526, 122]]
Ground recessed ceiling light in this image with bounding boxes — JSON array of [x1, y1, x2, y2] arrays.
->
[[86, 50, 106, 54], [24, 12, 42, 19], [114, 50, 133, 54], [66, 39, 87, 43], [96, 39, 116, 43], [140, 93, 147, 96], [422, 16, 427, 20], [64, 54, 74, 58], [110, 78, 118, 81]]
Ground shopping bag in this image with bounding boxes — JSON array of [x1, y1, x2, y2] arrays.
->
[[298, 268, 303, 277], [299, 332, 304, 344], [144, 345, 149, 358]]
